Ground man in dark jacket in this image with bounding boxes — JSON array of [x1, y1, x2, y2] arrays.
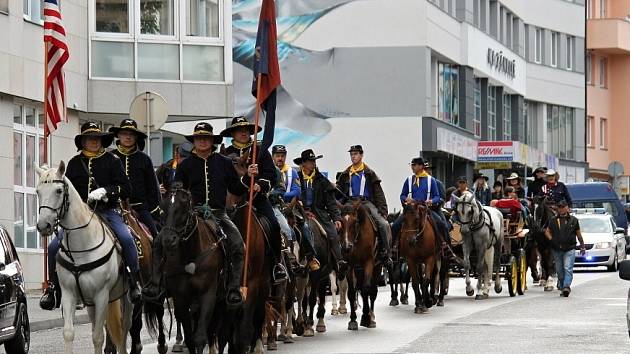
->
[[41, 122, 141, 310], [221, 117, 288, 283], [156, 142, 192, 195], [542, 169, 572, 207], [110, 118, 161, 237], [295, 149, 348, 275], [527, 166, 548, 199], [336, 145, 391, 265]]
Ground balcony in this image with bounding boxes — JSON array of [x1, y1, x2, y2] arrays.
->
[[587, 18, 630, 54]]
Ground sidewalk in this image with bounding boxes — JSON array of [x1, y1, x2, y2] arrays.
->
[[26, 292, 90, 332]]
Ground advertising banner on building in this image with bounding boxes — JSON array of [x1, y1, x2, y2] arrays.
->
[[436, 127, 478, 161], [474, 162, 512, 169], [477, 141, 514, 162]]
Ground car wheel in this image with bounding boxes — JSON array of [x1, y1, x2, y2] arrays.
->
[[607, 251, 619, 272], [5, 304, 29, 354]]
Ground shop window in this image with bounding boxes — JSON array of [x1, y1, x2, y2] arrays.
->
[[438, 62, 459, 126], [488, 87, 497, 140], [473, 78, 482, 138]]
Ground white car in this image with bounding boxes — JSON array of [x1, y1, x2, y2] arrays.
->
[[573, 210, 626, 271]]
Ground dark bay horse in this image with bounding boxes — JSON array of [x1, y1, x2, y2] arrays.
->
[[340, 202, 381, 330], [388, 211, 410, 307], [399, 202, 440, 313], [152, 184, 224, 354], [531, 196, 557, 291]]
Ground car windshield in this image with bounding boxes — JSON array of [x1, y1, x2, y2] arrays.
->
[[578, 217, 612, 234], [573, 201, 618, 217]]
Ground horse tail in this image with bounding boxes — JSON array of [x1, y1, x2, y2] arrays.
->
[[143, 300, 163, 339], [106, 299, 124, 349]]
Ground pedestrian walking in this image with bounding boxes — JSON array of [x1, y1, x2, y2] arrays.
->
[[544, 199, 586, 297]]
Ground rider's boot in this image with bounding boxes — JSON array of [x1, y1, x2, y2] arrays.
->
[[272, 254, 289, 284], [128, 268, 142, 304], [300, 223, 320, 271], [330, 237, 348, 278], [376, 230, 393, 269], [227, 253, 244, 307], [39, 272, 61, 311]]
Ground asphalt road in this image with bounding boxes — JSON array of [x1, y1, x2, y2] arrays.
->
[[10, 267, 629, 354]]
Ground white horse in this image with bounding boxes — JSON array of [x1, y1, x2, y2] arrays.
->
[[453, 191, 504, 299], [35, 162, 132, 354]]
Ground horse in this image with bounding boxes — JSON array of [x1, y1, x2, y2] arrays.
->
[[339, 202, 381, 329], [452, 191, 504, 300], [155, 184, 225, 354], [35, 163, 132, 354], [530, 195, 557, 291], [398, 202, 440, 313], [329, 271, 348, 316], [387, 211, 410, 307]]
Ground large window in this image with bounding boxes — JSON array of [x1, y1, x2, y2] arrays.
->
[[551, 32, 558, 67], [488, 86, 497, 140], [599, 57, 608, 88], [91, 0, 225, 82], [600, 117, 608, 149], [600, 0, 606, 18], [586, 54, 592, 84], [437, 62, 460, 126], [473, 78, 482, 138], [525, 100, 538, 147], [566, 36, 574, 70], [13, 104, 47, 250], [547, 104, 576, 159], [534, 28, 542, 64], [23, 0, 43, 23], [503, 93, 511, 140]]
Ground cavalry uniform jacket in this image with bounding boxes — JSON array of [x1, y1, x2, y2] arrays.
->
[[336, 164, 388, 216], [174, 152, 250, 209], [399, 173, 441, 206], [224, 142, 277, 194], [278, 164, 301, 202], [542, 182, 572, 206], [298, 169, 342, 224], [527, 178, 547, 198], [65, 151, 131, 209], [112, 144, 161, 214]]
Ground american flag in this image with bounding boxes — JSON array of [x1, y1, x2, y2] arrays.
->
[[43, 0, 69, 136]]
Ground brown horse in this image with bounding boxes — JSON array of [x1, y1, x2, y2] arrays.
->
[[399, 202, 440, 314], [340, 202, 381, 330]]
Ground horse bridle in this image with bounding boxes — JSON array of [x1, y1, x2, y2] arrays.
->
[[457, 198, 485, 231], [401, 204, 428, 241], [38, 179, 97, 232], [161, 187, 198, 242]]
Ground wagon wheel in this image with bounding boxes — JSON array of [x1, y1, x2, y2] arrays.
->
[[517, 250, 527, 295], [507, 256, 517, 297]]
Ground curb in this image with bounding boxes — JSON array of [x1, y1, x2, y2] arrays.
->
[[30, 313, 91, 332]]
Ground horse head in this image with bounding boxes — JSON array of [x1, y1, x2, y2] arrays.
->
[[339, 201, 363, 254], [159, 182, 195, 251], [454, 191, 479, 228], [227, 150, 250, 178], [35, 161, 69, 236], [402, 201, 426, 229]]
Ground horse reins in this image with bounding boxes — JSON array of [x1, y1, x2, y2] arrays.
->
[[401, 206, 428, 244]]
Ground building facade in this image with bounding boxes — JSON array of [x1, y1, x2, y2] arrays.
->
[[586, 0, 630, 198], [1, 0, 233, 289]]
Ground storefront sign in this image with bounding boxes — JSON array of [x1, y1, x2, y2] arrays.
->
[[436, 127, 477, 161], [477, 141, 513, 162], [487, 48, 516, 79], [475, 162, 512, 170]]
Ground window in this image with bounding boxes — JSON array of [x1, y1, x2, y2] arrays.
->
[[600, 118, 608, 149], [23, 0, 43, 23], [506, 13, 512, 48], [566, 36, 574, 70], [547, 104, 576, 158], [599, 57, 608, 88], [512, 17, 519, 50], [90, 0, 225, 82], [587, 115, 594, 147], [600, 0, 606, 18], [488, 86, 497, 140], [534, 28, 542, 64], [566, 108, 574, 159], [551, 32, 558, 67], [437, 62, 460, 126], [473, 78, 482, 138], [13, 103, 47, 250], [586, 54, 592, 84], [503, 93, 511, 140], [587, 0, 593, 19], [480, 0, 487, 31], [559, 106, 566, 158], [525, 101, 538, 146]]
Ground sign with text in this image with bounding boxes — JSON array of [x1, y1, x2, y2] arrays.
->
[[436, 127, 478, 161], [477, 141, 514, 162], [475, 162, 512, 170]]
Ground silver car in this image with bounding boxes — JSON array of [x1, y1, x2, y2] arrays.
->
[[573, 211, 626, 271]]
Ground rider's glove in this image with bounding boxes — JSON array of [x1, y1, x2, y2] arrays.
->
[[88, 188, 108, 203]]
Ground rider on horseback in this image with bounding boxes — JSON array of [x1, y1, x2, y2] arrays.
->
[[221, 117, 289, 284], [527, 166, 548, 199], [109, 118, 161, 237], [336, 145, 392, 267], [541, 169, 572, 207], [271, 145, 320, 271], [294, 149, 348, 276], [41, 122, 142, 310]]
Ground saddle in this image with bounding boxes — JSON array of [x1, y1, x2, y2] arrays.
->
[[121, 207, 153, 259]]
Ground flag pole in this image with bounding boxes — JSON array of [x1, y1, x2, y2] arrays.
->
[[42, 41, 49, 291], [241, 73, 263, 299]]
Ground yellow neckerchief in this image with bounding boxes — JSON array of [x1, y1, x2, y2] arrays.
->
[[414, 171, 430, 186], [302, 169, 316, 188], [349, 162, 365, 176], [280, 164, 291, 182], [231, 139, 253, 150], [116, 144, 136, 156], [82, 148, 105, 158]]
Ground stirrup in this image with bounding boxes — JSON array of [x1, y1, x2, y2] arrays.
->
[[308, 258, 321, 271], [272, 263, 289, 284]]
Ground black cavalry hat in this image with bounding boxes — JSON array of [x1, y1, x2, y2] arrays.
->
[[473, 173, 489, 181], [109, 118, 148, 150], [533, 166, 548, 175], [348, 145, 363, 153], [74, 122, 114, 151], [410, 157, 425, 165], [185, 122, 222, 143], [457, 176, 468, 183], [293, 149, 323, 165], [272, 145, 288, 154], [220, 116, 262, 137]]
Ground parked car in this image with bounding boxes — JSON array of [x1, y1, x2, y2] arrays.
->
[[0, 226, 29, 353], [617, 260, 630, 339], [566, 183, 629, 249], [573, 209, 626, 271]]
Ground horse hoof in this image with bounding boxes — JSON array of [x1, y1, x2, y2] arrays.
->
[[277, 334, 287, 342], [495, 285, 503, 294], [348, 321, 358, 331], [421, 306, 429, 314], [483, 293, 489, 299], [414, 306, 423, 314], [303, 328, 315, 337], [389, 299, 399, 306], [475, 294, 484, 300], [544, 286, 554, 292], [172, 343, 184, 353], [360, 315, 371, 328], [331, 309, 339, 316], [401, 299, 409, 305], [284, 335, 294, 344], [437, 300, 444, 307], [338, 306, 347, 315], [267, 342, 278, 351], [369, 320, 376, 328], [157, 344, 168, 354], [466, 289, 475, 297], [316, 324, 327, 333]]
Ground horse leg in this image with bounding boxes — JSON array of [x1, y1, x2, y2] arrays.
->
[[316, 280, 327, 333], [173, 315, 185, 353], [474, 240, 486, 300], [437, 255, 447, 306], [347, 271, 358, 331], [423, 256, 436, 309], [493, 242, 503, 294], [329, 272, 339, 315], [401, 265, 410, 305], [92, 292, 110, 354], [60, 289, 78, 354], [462, 237, 474, 296], [130, 302, 143, 354], [194, 285, 218, 353], [482, 247, 495, 299], [339, 276, 348, 313], [408, 261, 424, 314], [369, 271, 378, 327], [526, 243, 540, 282], [303, 284, 316, 337], [389, 261, 399, 306]]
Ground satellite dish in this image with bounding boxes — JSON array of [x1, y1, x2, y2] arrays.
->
[[129, 92, 168, 156]]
